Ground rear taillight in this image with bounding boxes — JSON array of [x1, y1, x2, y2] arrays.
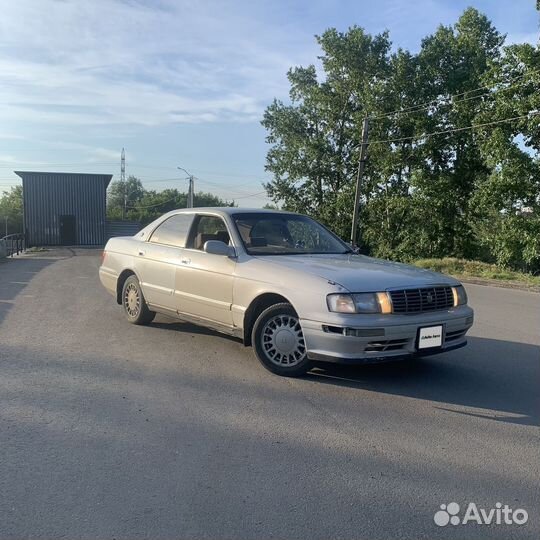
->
[[101, 250, 107, 265]]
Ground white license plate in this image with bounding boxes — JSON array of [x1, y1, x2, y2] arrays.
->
[[418, 325, 443, 349]]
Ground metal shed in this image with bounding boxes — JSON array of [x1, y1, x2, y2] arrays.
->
[[15, 171, 113, 246]]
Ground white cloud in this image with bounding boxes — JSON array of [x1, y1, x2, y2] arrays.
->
[[0, 134, 26, 140], [0, 0, 316, 128]]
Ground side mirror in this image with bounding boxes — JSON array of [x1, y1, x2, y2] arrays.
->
[[204, 240, 236, 257], [348, 243, 368, 255]]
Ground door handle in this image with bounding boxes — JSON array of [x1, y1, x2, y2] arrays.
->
[[138, 250, 145, 256], [181, 258, 191, 265]]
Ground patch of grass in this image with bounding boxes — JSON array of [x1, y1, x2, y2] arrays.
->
[[413, 257, 540, 287]]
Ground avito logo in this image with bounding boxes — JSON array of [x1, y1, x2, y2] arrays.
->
[[434, 502, 528, 527]]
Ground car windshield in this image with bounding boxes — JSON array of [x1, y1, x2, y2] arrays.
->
[[232, 213, 350, 255]]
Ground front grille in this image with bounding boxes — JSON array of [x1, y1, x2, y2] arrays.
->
[[389, 286, 454, 314]]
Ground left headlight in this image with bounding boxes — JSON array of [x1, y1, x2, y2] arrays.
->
[[327, 292, 392, 314], [452, 285, 468, 306]]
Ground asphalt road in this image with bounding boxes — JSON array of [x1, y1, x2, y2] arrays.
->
[[0, 248, 538, 540]]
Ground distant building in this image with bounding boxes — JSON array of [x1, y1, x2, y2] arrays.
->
[[14, 171, 112, 246]]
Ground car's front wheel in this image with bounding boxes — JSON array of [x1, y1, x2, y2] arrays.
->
[[252, 302, 312, 377], [122, 275, 155, 325]]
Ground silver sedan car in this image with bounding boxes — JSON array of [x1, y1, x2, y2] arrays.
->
[[99, 208, 473, 376]]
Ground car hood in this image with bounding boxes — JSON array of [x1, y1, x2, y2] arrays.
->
[[257, 254, 459, 291]]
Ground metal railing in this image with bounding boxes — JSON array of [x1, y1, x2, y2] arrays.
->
[[0, 233, 25, 257]]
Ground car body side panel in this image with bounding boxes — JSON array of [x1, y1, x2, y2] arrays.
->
[[231, 255, 345, 329], [98, 265, 117, 297], [135, 242, 182, 312], [175, 249, 236, 326], [99, 237, 139, 296]]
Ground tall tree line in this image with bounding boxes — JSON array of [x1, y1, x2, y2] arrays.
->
[[106, 176, 232, 225], [262, 8, 540, 272]]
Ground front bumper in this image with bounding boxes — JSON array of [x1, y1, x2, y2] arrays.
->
[[301, 305, 474, 364]]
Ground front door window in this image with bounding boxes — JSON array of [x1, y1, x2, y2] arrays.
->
[[187, 215, 230, 251]]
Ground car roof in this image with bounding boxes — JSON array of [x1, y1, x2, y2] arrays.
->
[[135, 207, 304, 239], [169, 207, 299, 216]]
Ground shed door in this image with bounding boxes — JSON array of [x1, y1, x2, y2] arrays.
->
[[59, 215, 76, 245]]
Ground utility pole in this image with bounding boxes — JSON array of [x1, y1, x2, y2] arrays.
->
[[177, 167, 195, 208], [350, 117, 369, 248], [4, 216, 7, 237], [121, 147, 126, 219]]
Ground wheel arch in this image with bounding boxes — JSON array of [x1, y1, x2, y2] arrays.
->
[[116, 269, 139, 304], [242, 292, 294, 346]]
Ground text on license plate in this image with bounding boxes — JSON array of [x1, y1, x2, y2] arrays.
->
[[418, 325, 443, 349]]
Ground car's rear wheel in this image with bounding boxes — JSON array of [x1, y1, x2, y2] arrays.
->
[[252, 302, 312, 377], [122, 275, 155, 325]]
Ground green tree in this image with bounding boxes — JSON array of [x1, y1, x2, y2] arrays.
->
[[107, 176, 145, 215], [107, 176, 146, 218], [401, 8, 504, 259], [0, 185, 23, 236], [110, 188, 233, 226], [471, 42, 540, 271], [262, 26, 396, 239], [106, 176, 234, 224], [262, 7, 540, 272]]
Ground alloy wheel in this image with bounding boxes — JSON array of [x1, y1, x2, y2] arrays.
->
[[261, 314, 306, 366], [124, 282, 141, 318]]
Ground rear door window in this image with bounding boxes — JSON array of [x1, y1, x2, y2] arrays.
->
[[149, 214, 193, 248]]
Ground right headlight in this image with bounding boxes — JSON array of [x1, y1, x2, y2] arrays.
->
[[451, 285, 468, 306], [327, 292, 392, 314]]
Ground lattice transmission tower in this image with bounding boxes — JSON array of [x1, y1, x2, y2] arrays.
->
[[121, 148, 126, 218]]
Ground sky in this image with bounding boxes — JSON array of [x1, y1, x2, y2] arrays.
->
[[0, 0, 538, 207]]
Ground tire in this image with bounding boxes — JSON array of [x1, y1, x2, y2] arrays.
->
[[252, 302, 312, 377], [121, 275, 156, 325]]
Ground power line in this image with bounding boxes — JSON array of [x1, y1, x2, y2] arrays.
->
[[126, 197, 179, 209], [369, 68, 539, 121], [139, 177, 184, 183], [369, 69, 537, 121], [128, 164, 272, 179], [0, 162, 271, 183], [368, 111, 540, 146], [197, 177, 265, 192], [0, 162, 116, 168], [231, 190, 268, 200], [126, 189, 267, 209], [138, 174, 265, 194]]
